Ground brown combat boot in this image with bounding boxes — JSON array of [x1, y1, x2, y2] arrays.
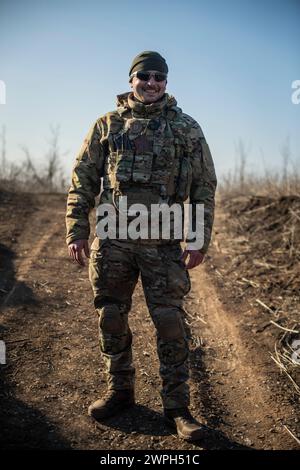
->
[[88, 389, 135, 421], [164, 407, 207, 441]]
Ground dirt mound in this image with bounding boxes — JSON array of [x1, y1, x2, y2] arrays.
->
[[212, 194, 300, 401], [223, 194, 300, 305]]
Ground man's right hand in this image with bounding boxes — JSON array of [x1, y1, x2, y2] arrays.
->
[[68, 239, 90, 266]]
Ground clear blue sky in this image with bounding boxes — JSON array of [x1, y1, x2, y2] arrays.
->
[[0, 0, 299, 181]]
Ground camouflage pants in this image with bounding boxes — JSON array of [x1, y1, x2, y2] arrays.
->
[[88, 239, 191, 410]]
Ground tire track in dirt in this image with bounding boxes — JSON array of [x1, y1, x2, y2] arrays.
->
[[187, 246, 299, 449], [2, 217, 63, 308], [0, 193, 67, 314]]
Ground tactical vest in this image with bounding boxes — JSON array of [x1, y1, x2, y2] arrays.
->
[[101, 102, 193, 213]]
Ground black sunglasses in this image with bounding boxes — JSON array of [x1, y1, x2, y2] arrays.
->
[[130, 71, 167, 82]]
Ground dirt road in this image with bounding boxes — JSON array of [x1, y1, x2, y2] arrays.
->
[[0, 192, 299, 449]]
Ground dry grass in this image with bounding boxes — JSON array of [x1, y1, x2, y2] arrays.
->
[[270, 327, 300, 396]]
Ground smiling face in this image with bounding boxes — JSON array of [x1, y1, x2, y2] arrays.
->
[[130, 70, 167, 104]]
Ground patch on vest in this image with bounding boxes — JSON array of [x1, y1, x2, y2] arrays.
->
[[132, 135, 153, 154]]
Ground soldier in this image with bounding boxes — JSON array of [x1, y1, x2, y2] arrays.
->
[[66, 51, 217, 441]]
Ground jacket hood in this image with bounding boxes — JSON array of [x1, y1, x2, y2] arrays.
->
[[116, 92, 181, 119]]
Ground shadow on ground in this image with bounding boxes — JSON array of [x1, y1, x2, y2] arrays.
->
[[0, 243, 38, 308], [91, 403, 251, 450], [0, 368, 72, 449]]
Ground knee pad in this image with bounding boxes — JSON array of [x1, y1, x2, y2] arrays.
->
[[154, 307, 186, 340], [158, 337, 189, 366], [98, 304, 126, 335]]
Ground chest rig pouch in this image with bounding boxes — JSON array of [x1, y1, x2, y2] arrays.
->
[[104, 115, 179, 214]]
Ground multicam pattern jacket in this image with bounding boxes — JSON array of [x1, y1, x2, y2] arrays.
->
[[66, 92, 217, 253]]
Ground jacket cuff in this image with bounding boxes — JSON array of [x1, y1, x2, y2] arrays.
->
[[66, 232, 90, 245]]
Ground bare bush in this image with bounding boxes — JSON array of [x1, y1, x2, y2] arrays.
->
[[219, 140, 300, 198], [0, 125, 67, 193]]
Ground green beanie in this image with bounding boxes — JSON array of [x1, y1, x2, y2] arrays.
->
[[129, 51, 168, 76]]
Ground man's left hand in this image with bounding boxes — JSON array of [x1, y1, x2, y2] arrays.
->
[[181, 249, 205, 269]]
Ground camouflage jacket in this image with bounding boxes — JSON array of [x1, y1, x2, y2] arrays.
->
[[66, 92, 217, 253]]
